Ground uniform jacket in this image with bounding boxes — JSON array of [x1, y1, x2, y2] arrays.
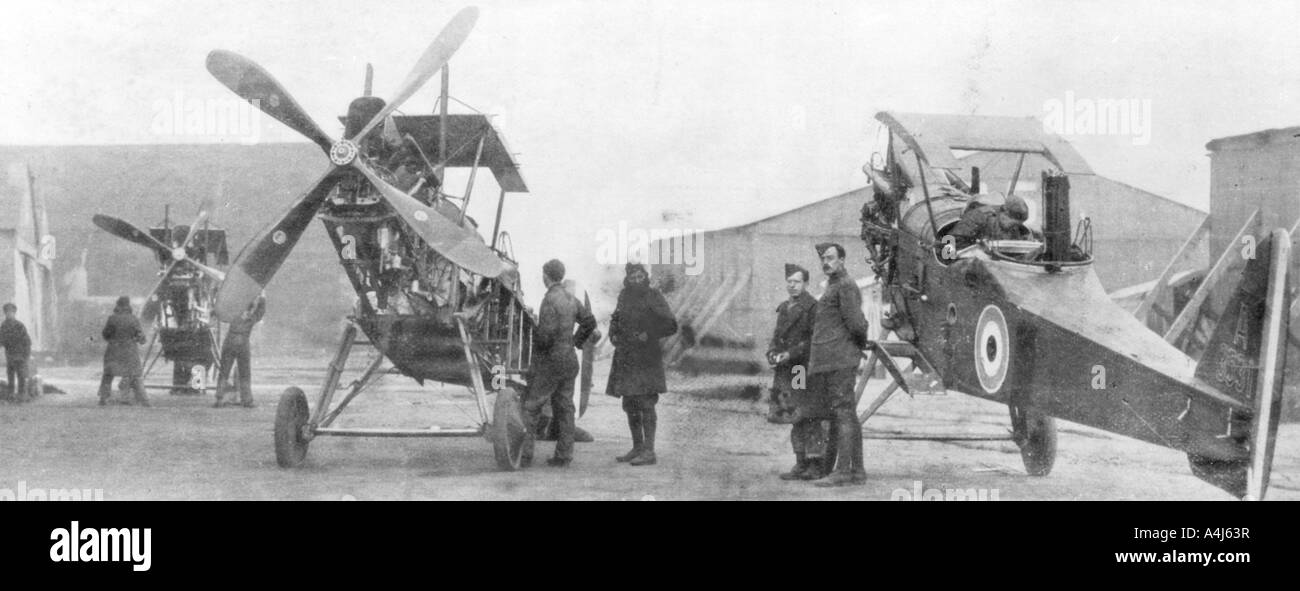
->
[[102, 311, 145, 376], [0, 318, 31, 361], [769, 291, 816, 372], [533, 283, 598, 377], [606, 283, 677, 398], [809, 268, 869, 374]]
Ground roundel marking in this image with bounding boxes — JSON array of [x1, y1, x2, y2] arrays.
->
[[272, 230, 287, 245], [974, 304, 1010, 394]]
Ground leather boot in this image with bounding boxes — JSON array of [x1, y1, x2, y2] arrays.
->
[[616, 410, 643, 462], [815, 471, 863, 487], [799, 456, 827, 480], [816, 412, 864, 487], [97, 375, 113, 406], [779, 453, 808, 480], [629, 407, 657, 465], [850, 419, 866, 482], [823, 419, 839, 474], [131, 377, 150, 408]]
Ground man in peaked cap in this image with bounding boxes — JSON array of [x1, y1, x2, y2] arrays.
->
[[768, 264, 820, 480], [807, 242, 870, 486], [521, 259, 597, 467]]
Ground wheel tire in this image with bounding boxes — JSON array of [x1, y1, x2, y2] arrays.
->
[[274, 387, 311, 468], [492, 387, 526, 471], [1010, 404, 1056, 476]]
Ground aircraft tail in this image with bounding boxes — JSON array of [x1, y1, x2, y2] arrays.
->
[[1186, 229, 1290, 499]]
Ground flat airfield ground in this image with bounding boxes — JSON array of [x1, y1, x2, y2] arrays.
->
[[2, 356, 1298, 501]]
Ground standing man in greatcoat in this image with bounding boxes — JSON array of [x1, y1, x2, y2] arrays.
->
[[99, 296, 149, 407], [808, 243, 870, 486], [607, 262, 677, 466], [767, 264, 821, 480]]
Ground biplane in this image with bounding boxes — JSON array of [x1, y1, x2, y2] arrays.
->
[[857, 112, 1289, 499], [205, 6, 586, 470], [92, 203, 230, 395]]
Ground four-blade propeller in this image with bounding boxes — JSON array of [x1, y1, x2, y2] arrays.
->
[[92, 198, 226, 323], [207, 6, 505, 321]]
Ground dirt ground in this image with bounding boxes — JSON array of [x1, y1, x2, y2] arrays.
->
[[2, 355, 1298, 501]]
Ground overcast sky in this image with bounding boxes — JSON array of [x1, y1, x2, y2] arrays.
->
[[3, 0, 1298, 296]]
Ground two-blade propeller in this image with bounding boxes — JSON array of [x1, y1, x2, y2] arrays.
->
[[206, 6, 504, 321], [92, 199, 226, 324]]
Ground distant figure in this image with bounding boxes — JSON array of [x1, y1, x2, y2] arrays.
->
[[521, 260, 597, 468], [99, 296, 149, 407], [215, 294, 266, 408], [607, 263, 677, 466], [679, 314, 697, 349], [0, 303, 32, 403]]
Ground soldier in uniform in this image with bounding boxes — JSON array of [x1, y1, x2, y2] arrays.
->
[[98, 296, 149, 407], [808, 243, 871, 487], [768, 264, 816, 424], [521, 259, 597, 468], [215, 294, 266, 408], [0, 303, 31, 403], [607, 262, 677, 466], [768, 264, 823, 480], [949, 194, 1033, 250]]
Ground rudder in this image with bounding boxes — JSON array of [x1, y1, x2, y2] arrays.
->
[[1186, 229, 1290, 499]]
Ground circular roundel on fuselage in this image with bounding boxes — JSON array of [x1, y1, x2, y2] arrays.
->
[[974, 304, 1010, 394]]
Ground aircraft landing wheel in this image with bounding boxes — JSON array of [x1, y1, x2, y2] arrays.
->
[[274, 387, 311, 468], [492, 387, 526, 471], [1010, 404, 1056, 476]]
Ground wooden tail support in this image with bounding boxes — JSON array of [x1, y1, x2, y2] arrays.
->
[[856, 329, 947, 425]]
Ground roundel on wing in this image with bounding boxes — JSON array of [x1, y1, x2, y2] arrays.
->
[[974, 304, 1010, 394]]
